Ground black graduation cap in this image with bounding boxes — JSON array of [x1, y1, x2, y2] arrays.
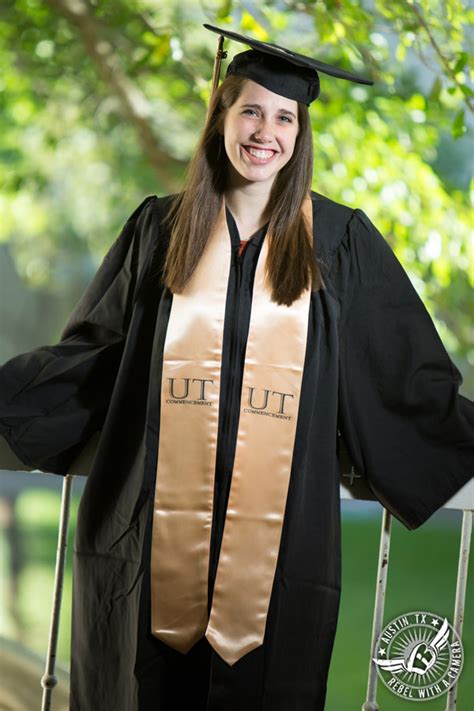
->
[[204, 23, 373, 106]]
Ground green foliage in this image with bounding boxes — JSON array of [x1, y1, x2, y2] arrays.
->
[[0, 0, 472, 393]]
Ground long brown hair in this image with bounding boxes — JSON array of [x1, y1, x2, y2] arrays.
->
[[161, 74, 325, 306]]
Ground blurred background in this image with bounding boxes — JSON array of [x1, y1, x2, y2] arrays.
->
[[0, 1, 472, 709]]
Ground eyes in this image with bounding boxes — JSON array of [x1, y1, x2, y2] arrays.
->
[[242, 108, 294, 123]]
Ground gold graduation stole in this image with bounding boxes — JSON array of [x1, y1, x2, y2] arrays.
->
[[150, 194, 313, 666]]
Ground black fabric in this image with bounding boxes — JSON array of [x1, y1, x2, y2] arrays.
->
[[0, 191, 472, 710], [226, 48, 320, 105], [336, 209, 473, 529]]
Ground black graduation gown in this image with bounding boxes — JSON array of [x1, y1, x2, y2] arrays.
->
[[0, 191, 472, 711]]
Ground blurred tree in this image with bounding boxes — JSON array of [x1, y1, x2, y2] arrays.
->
[[0, 0, 472, 390]]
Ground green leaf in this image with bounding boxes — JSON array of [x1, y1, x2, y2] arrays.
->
[[241, 11, 268, 39], [429, 77, 442, 102], [395, 42, 406, 62], [452, 109, 466, 139], [459, 84, 474, 99], [216, 0, 233, 20], [453, 51, 469, 74]]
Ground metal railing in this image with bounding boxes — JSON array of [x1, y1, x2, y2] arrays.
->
[[338, 434, 473, 711], [0, 431, 472, 710]]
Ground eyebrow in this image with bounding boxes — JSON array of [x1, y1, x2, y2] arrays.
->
[[240, 103, 297, 119]]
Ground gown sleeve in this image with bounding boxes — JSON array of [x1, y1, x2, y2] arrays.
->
[[0, 195, 157, 476], [336, 208, 473, 530]]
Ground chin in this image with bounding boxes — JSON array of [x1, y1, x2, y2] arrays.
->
[[233, 162, 280, 185]]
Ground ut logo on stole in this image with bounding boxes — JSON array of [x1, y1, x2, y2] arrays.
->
[[166, 377, 213, 406], [244, 386, 294, 421], [166, 378, 294, 420]]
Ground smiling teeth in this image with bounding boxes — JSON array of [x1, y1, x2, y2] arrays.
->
[[247, 147, 274, 159]]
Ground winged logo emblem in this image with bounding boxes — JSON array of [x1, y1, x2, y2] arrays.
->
[[373, 618, 450, 676]]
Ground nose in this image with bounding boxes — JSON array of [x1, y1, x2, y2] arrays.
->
[[253, 117, 274, 144]]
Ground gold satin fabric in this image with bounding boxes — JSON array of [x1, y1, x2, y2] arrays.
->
[[151, 195, 313, 665], [150, 202, 231, 653]]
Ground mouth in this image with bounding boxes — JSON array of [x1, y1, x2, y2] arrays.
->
[[241, 145, 278, 164]]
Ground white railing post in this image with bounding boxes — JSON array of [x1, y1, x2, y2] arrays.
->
[[40, 473, 74, 711], [445, 509, 472, 711], [361, 508, 392, 711]]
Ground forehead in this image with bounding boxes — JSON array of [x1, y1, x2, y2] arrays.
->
[[236, 79, 298, 113]]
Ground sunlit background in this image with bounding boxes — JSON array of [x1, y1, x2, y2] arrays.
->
[[0, 1, 472, 709]]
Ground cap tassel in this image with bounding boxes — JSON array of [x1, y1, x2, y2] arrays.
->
[[207, 34, 228, 118]]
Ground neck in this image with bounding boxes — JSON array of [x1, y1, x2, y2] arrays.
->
[[224, 171, 274, 226]]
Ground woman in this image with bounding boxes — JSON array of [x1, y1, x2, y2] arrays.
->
[[0, 25, 472, 711]]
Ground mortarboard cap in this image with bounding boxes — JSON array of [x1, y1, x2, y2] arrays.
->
[[204, 24, 373, 106]]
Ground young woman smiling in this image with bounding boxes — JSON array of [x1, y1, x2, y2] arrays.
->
[[0, 23, 472, 711], [162, 68, 320, 307]]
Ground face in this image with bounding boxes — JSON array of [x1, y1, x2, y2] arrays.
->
[[222, 79, 299, 189]]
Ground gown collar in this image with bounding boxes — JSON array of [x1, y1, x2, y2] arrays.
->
[[224, 203, 269, 250]]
